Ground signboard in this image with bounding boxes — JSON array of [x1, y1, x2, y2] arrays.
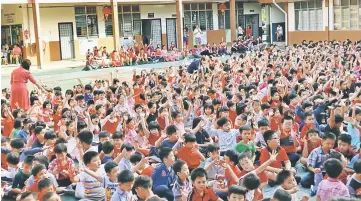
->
[[4, 13, 15, 23], [148, 13, 154, 18]]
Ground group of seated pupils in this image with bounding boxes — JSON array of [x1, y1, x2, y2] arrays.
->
[[85, 39, 230, 70], [2, 39, 361, 201]]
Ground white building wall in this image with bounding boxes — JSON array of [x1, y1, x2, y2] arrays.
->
[[140, 4, 177, 34], [212, 3, 219, 30], [1, 4, 24, 26], [329, 0, 334, 30], [288, 3, 295, 31], [271, 5, 285, 23], [244, 3, 262, 27]]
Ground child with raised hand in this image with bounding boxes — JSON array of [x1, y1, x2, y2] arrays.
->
[[275, 170, 309, 201], [69, 151, 105, 200], [176, 133, 205, 171], [204, 144, 225, 180], [316, 158, 350, 201], [172, 160, 191, 201], [188, 167, 222, 201], [300, 128, 321, 167]]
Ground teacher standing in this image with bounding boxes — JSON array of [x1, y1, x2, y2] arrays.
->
[[10, 59, 46, 111]]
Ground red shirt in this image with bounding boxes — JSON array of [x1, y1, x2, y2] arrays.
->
[[177, 146, 201, 169], [1, 117, 14, 137], [102, 117, 119, 134], [260, 147, 289, 169], [239, 168, 268, 200], [225, 164, 242, 185], [157, 117, 166, 131]]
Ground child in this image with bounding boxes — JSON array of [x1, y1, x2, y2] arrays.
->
[[111, 169, 135, 201], [118, 143, 135, 171], [133, 175, 156, 200], [31, 126, 46, 148], [37, 178, 56, 201], [235, 125, 256, 155], [3, 152, 20, 182], [176, 133, 205, 171], [70, 151, 105, 200], [156, 125, 182, 151], [300, 132, 336, 194], [204, 144, 225, 180], [300, 129, 321, 167], [172, 160, 191, 201], [102, 141, 115, 164], [227, 185, 247, 201], [187, 167, 222, 201], [335, 134, 356, 161], [255, 120, 270, 149], [316, 158, 350, 201], [129, 152, 154, 177], [27, 165, 56, 193], [152, 147, 176, 201], [271, 189, 292, 201], [208, 117, 241, 155], [346, 159, 361, 198], [48, 143, 77, 187], [275, 170, 309, 201], [11, 156, 33, 195], [111, 131, 124, 157]]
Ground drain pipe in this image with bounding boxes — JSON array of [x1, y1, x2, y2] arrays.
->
[[273, 0, 287, 46]]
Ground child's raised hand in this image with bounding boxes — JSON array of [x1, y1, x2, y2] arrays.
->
[[269, 150, 278, 162], [301, 195, 309, 201]]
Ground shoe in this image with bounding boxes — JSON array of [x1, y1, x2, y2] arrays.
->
[[310, 185, 316, 196]]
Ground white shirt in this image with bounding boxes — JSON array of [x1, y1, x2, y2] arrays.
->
[[277, 26, 283, 34], [194, 28, 202, 38]]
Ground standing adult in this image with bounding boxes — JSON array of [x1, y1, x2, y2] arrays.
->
[[276, 24, 283, 42], [10, 59, 46, 111], [237, 25, 244, 39], [193, 25, 202, 46]]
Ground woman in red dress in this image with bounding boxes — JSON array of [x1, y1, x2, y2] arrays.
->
[[10, 59, 46, 111]]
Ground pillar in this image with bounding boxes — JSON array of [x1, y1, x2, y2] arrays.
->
[[230, 0, 237, 41], [176, 0, 183, 50], [111, 0, 120, 51], [284, 3, 289, 46], [325, 0, 330, 41], [32, 1, 43, 68]]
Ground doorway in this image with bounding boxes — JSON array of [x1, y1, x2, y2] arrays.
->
[[58, 22, 75, 60], [245, 14, 259, 38], [166, 18, 177, 50], [142, 19, 162, 49]]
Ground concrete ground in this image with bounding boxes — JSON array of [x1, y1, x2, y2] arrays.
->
[[1, 58, 315, 201]]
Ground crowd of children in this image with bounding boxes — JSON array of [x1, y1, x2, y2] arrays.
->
[[2, 39, 361, 201]]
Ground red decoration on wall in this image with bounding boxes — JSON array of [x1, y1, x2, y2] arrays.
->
[[102, 6, 111, 20], [219, 4, 226, 15]]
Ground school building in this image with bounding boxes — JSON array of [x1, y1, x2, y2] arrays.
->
[[1, 0, 361, 67]]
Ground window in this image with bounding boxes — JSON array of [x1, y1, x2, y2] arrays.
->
[[75, 7, 98, 38], [1, 25, 23, 46], [294, 0, 323, 31], [105, 14, 113, 36], [334, 0, 361, 30], [184, 3, 213, 31], [104, 5, 140, 36], [218, 2, 244, 30]]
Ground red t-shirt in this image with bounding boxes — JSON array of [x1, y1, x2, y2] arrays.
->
[[225, 164, 242, 186], [260, 147, 289, 168]]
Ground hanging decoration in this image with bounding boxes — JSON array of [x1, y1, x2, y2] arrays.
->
[[219, 3, 226, 15], [102, 6, 111, 21]]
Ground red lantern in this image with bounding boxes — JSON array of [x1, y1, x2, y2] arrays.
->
[[219, 4, 226, 15], [24, 29, 29, 40], [102, 6, 111, 20]]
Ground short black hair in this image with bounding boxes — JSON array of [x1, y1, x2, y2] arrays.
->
[[83, 151, 99, 166], [263, 130, 276, 142], [322, 132, 336, 141], [130, 152, 143, 164], [217, 117, 229, 127], [173, 160, 187, 174], [159, 147, 173, 162], [190, 167, 207, 181], [102, 141, 114, 154], [118, 169, 134, 183], [42, 192, 57, 201], [338, 134, 351, 145], [353, 159, 361, 174], [225, 150, 239, 165], [34, 126, 43, 135], [324, 158, 343, 179], [307, 128, 319, 136], [23, 155, 34, 165], [32, 164, 46, 177], [34, 156, 50, 169], [184, 133, 196, 143], [133, 175, 152, 189], [121, 142, 135, 152], [44, 130, 57, 140], [242, 173, 260, 190], [239, 125, 251, 133], [99, 131, 110, 139], [78, 130, 93, 145], [238, 152, 252, 161], [207, 144, 219, 153], [104, 161, 118, 173], [38, 178, 52, 191], [334, 113, 344, 123], [112, 131, 124, 139], [227, 185, 247, 197], [272, 189, 292, 201], [6, 152, 20, 165], [166, 125, 177, 135], [54, 143, 67, 154], [257, 119, 270, 127], [276, 170, 293, 185], [20, 192, 37, 201]]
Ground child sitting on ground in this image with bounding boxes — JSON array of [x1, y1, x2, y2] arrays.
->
[[271, 189, 292, 201], [235, 125, 256, 156], [300, 129, 321, 167], [347, 159, 361, 198], [172, 160, 192, 201], [111, 169, 135, 201], [204, 144, 225, 180], [275, 170, 309, 201], [316, 158, 350, 201], [188, 167, 222, 201], [176, 133, 205, 171], [227, 185, 247, 201], [11, 156, 33, 196]]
